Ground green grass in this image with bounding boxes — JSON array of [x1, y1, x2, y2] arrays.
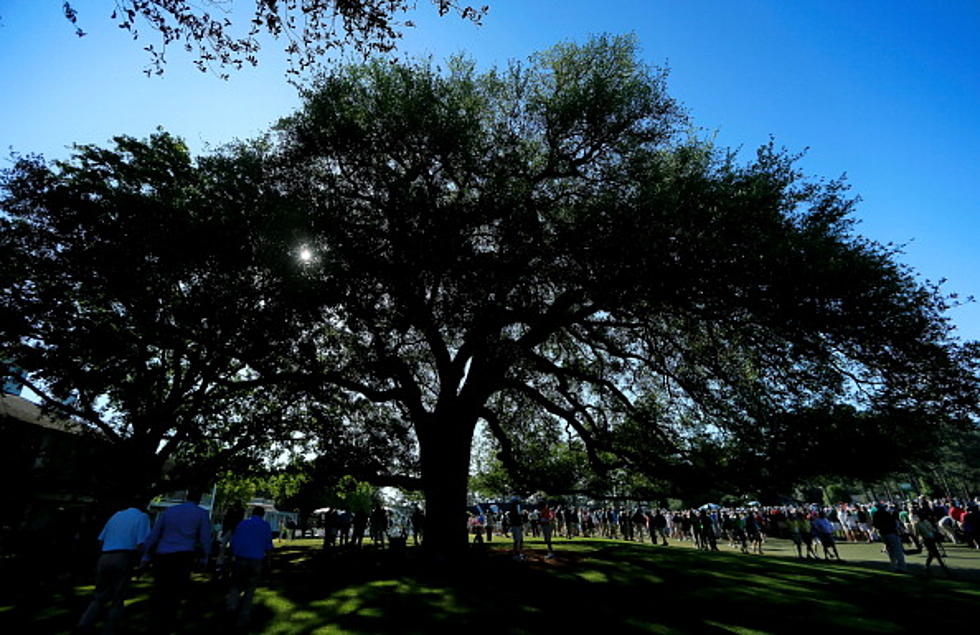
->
[[3, 535, 978, 634]]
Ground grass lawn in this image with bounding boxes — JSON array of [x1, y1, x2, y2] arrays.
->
[[3, 534, 978, 634]]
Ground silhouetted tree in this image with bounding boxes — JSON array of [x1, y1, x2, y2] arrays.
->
[[0, 132, 306, 499], [5, 36, 977, 554], [58, 0, 486, 77], [255, 35, 979, 552]]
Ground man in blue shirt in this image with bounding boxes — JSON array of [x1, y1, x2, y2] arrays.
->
[[142, 488, 212, 634], [76, 498, 150, 634], [226, 506, 274, 628]]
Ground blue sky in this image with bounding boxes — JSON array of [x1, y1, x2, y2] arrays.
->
[[1, 1, 978, 340]]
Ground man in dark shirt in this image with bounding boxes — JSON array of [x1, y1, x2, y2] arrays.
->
[[872, 503, 907, 572], [411, 506, 425, 546]]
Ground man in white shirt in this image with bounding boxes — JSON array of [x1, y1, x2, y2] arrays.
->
[[76, 499, 151, 634]]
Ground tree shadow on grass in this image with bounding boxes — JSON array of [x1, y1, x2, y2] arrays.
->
[[3, 540, 976, 634], [249, 541, 976, 634]]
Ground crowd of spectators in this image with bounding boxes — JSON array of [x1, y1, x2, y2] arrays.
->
[[466, 497, 979, 570], [72, 491, 978, 633]]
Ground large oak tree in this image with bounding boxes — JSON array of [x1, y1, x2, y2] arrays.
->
[[3, 35, 976, 551], [256, 35, 979, 551]]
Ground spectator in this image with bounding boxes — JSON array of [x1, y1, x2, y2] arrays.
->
[[872, 503, 907, 573], [912, 510, 950, 576], [411, 506, 425, 546], [962, 505, 979, 550], [76, 497, 150, 635], [508, 502, 525, 560], [226, 506, 275, 628], [369, 504, 388, 548], [216, 504, 245, 577], [539, 502, 556, 558], [811, 511, 842, 561], [653, 510, 669, 546], [142, 488, 212, 635]]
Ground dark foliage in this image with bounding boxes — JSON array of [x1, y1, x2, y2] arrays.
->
[[61, 0, 487, 78]]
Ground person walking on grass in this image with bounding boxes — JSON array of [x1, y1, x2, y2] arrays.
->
[[216, 504, 245, 579], [653, 509, 669, 546], [539, 501, 556, 558], [369, 504, 388, 549], [142, 488, 212, 635], [484, 508, 496, 543], [913, 511, 950, 576], [962, 504, 979, 550], [812, 511, 842, 561], [75, 497, 150, 635], [856, 505, 876, 543], [798, 512, 818, 559], [411, 506, 425, 546], [786, 511, 807, 559], [508, 501, 525, 560], [872, 503, 907, 573], [699, 510, 719, 551], [469, 510, 484, 544], [351, 510, 368, 548], [226, 506, 275, 629], [731, 512, 749, 554], [745, 512, 763, 555], [898, 504, 920, 551]]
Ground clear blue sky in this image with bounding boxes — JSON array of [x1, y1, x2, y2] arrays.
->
[[2, 1, 978, 341]]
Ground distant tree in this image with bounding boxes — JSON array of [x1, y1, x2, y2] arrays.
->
[[0, 132, 307, 500], [215, 468, 309, 512], [328, 475, 378, 515], [58, 0, 487, 78], [282, 471, 378, 515], [250, 34, 979, 553], [214, 470, 261, 511], [919, 420, 980, 498]]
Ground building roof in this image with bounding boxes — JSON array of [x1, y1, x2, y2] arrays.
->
[[0, 393, 84, 434]]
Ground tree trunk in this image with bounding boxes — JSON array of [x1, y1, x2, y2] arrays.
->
[[418, 417, 475, 558]]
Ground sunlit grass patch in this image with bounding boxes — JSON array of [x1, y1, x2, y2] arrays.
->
[[704, 621, 773, 635], [576, 569, 609, 583]]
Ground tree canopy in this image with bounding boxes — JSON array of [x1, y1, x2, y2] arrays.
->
[[3, 34, 977, 549], [0, 132, 311, 500], [255, 34, 978, 547], [59, 0, 487, 77]]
